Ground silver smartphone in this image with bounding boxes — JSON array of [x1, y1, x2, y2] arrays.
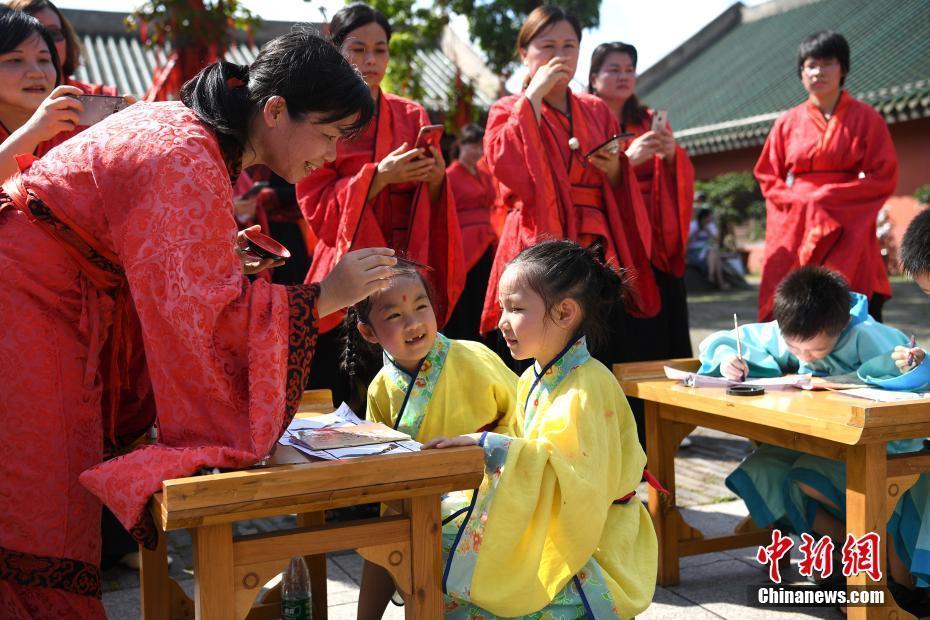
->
[[75, 94, 129, 126]]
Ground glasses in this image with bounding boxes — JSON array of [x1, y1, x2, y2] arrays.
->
[[802, 60, 839, 74], [43, 27, 65, 43]]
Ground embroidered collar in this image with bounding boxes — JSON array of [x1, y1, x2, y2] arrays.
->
[[383, 333, 451, 439], [523, 335, 590, 426]]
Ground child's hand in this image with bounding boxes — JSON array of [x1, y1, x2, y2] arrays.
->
[[422, 435, 479, 450], [892, 345, 926, 373], [721, 355, 749, 382]]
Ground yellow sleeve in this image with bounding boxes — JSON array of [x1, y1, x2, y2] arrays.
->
[[365, 370, 393, 427], [468, 342, 519, 436]]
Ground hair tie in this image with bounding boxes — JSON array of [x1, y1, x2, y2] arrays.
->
[[226, 76, 246, 90]]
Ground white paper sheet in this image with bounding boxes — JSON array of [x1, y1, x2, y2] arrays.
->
[[279, 405, 421, 460], [663, 366, 812, 390]]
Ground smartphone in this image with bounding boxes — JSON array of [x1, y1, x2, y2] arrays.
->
[[74, 94, 129, 127], [414, 124, 444, 157], [241, 181, 270, 200], [584, 132, 635, 160], [652, 109, 669, 132]]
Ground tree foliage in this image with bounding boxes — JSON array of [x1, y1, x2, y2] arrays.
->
[[127, 0, 259, 51], [695, 171, 766, 245], [443, 0, 600, 76]]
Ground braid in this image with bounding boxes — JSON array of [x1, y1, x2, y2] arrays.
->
[[341, 303, 377, 412]]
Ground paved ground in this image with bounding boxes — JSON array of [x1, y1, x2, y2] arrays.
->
[[101, 277, 930, 619]]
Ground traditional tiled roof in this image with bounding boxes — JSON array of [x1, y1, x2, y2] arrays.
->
[[61, 8, 495, 111], [637, 0, 930, 155]]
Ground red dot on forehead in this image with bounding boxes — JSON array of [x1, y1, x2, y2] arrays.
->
[[402, 295, 407, 302]]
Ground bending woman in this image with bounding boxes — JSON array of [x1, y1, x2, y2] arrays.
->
[[0, 28, 392, 618]]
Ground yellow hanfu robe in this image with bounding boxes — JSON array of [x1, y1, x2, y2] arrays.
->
[[367, 334, 518, 441], [441, 337, 657, 618]]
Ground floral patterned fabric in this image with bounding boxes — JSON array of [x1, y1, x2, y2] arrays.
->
[[382, 333, 452, 438], [0, 102, 320, 617]]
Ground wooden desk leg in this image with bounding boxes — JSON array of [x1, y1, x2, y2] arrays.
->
[[297, 511, 328, 619], [192, 523, 236, 620], [140, 528, 170, 620], [646, 401, 681, 586], [405, 496, 443, 619], [846, 443, 911, 620]]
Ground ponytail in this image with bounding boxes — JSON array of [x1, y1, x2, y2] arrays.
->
[[508, 239, 630, 351], [181, 61, 251, 157], [180, 26, 374, 157]]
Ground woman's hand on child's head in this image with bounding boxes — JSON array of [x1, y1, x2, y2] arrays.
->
[[892, 345, 926, 373], [316, 247, 396, 318], [422, 435, 479, 450], [721, 355, 749, 382]]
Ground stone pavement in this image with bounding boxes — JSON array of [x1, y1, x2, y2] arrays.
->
[[101, 278, 929, 618]]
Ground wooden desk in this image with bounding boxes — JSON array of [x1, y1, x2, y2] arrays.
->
[[615, 359, 930, 620], [138, 398, 483, 620]]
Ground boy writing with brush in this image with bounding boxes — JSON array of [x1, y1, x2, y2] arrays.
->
[[696, 266, 926, 608]]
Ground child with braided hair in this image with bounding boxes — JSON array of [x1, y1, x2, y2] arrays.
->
[[345, 265, 518, 618]]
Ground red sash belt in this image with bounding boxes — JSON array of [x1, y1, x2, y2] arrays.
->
[[614, 469, 669, 504], [2, 157, 138, 448]]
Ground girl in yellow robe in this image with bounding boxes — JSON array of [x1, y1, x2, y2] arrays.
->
[[426, 239, 659, 619], [346, 265, 518, 617]]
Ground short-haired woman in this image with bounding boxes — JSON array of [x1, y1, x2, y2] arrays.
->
[[755, 30, 898, 321]]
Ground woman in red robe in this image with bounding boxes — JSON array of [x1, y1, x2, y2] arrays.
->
[[480, 5, 659, 363], [589, 41, 694, 362], [7, 0, 119, 96], [296, 4, 464, 406], [444, 123, 497, 342], [0, 8, 87, 181], [0, 30, 392, 618], [755, 31, 898, 321]]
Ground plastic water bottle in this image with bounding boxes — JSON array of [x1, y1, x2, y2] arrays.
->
[[281, 556, 312, 619]]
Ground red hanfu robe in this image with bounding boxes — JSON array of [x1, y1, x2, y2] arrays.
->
[[446, 159, 497, 272], [480, 93, 659, 334], [755, 91, 898, 321], [0, 102, 319, 617], [627, 109, 695, 277], [296, 91, 464, 331]]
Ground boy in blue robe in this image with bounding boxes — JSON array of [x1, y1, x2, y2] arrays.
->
[[885, 210, 930, 598], [698, 266, 919, 536]]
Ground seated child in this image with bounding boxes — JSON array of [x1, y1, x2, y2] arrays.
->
[[345, 265, 518, 618], [885, 209, 930, 595], [700, 266, 924, 604], [423, 240, 658, 619]]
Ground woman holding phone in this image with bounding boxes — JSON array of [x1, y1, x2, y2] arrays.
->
[[589, 41, 695, 444], [296, 3, 463, 407], [6, 0, 117, 95], [0, 8, 88, 182], [0, 28, 394, 617], [480, 5, 659, 366]]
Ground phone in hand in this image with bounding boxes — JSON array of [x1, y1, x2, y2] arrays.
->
[[414, 124, 444, 157], [74, 94, 129, 127], [584, 132, 635, 160], [651, 109, 669, 132]]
